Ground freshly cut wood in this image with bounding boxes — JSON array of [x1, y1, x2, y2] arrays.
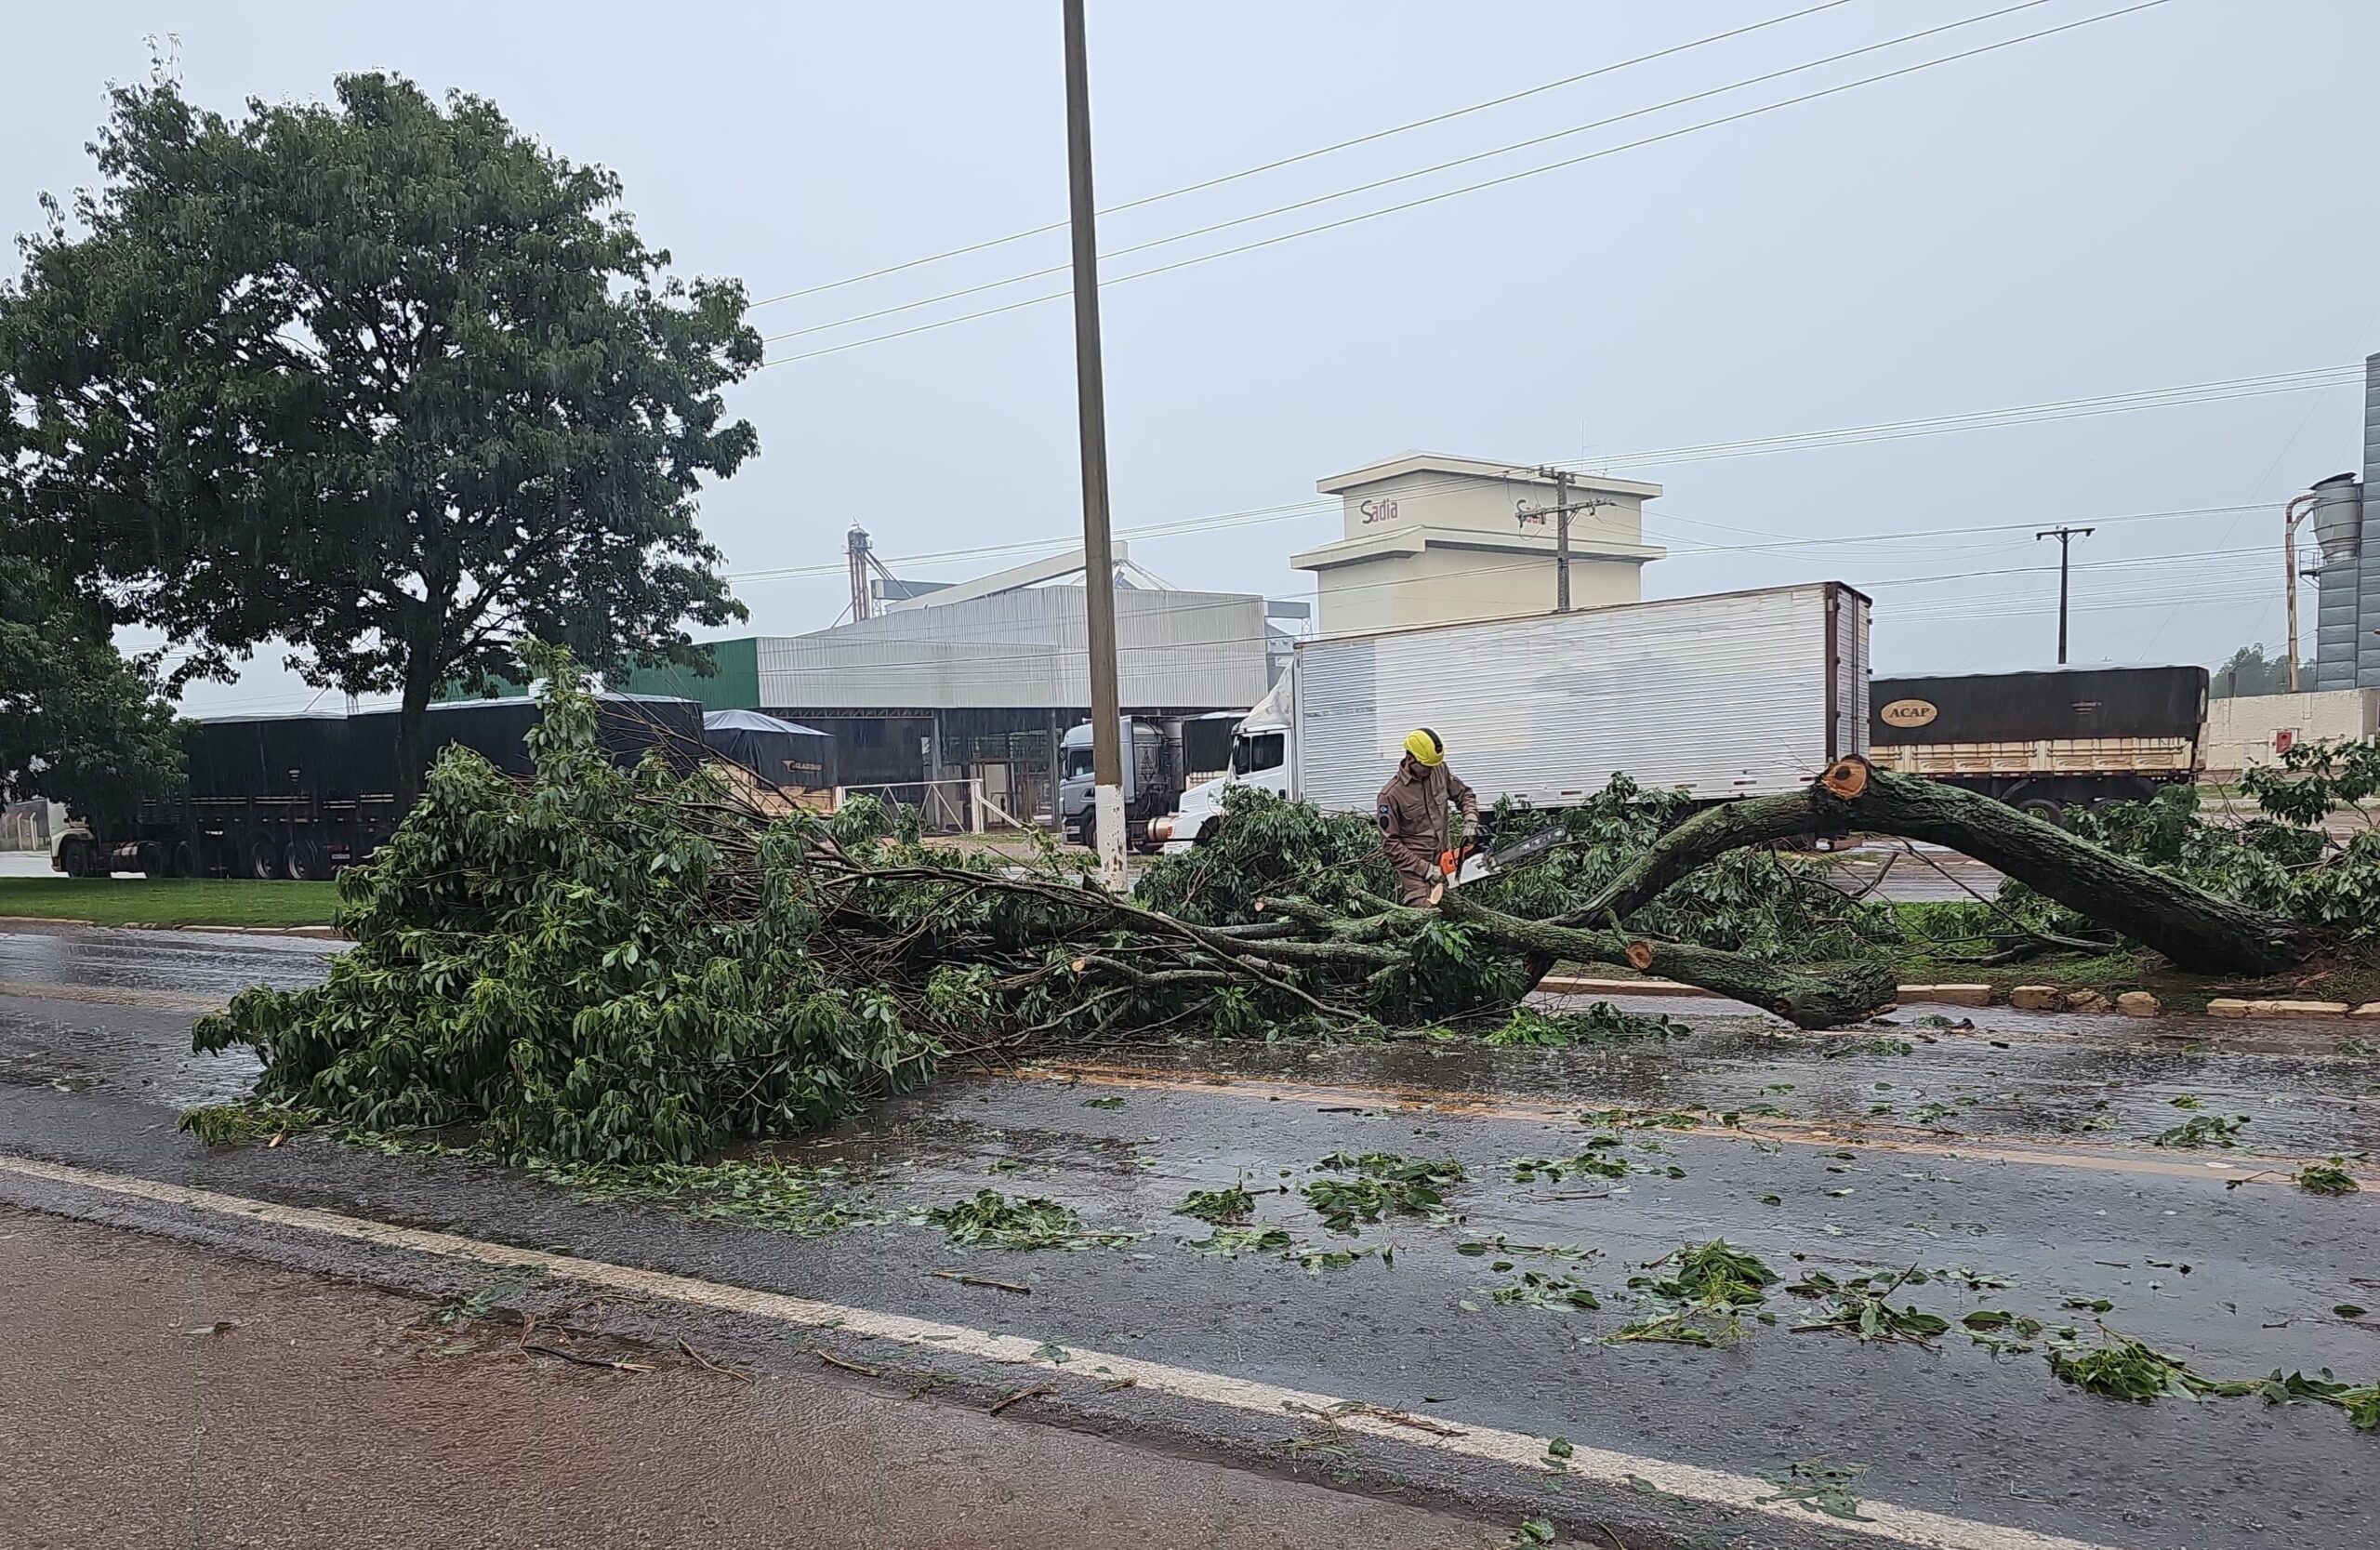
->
[[1550, 758, 2320, 977]]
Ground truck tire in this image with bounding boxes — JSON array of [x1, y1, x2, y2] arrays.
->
[[2014, 797, 2066, 827], [136, 841, 166, 880], [168, 840, 202, 879], [243, 831, 284, 881], [57, 835, 94, 878], [285, 834, 330, 881]]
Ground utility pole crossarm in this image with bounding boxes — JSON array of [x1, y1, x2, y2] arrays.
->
[[1517, 466, 1612, 616]]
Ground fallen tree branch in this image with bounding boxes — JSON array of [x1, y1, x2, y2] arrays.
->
[[1438, 891, 1899, 1028], [1552, 758, 2320, 976]]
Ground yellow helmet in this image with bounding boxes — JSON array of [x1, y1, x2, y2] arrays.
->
[[1403, 727, 1444, 767]]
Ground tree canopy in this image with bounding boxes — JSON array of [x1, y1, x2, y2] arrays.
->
[[0, 550, 182, 825], [0, 68, 759, 787], [2212, 643, 2297, 698]]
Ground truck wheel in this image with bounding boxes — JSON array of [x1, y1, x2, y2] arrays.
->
[[243, 831, 284, 881], [136, 841, 166, 880], [168, 841, 202, 879], [285, 835, 329, 881], [2014, 797, 2066, 827], [57, 835, 94, 878]]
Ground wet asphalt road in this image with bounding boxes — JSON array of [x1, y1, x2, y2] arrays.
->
[[3, 924, 2378, 1550]]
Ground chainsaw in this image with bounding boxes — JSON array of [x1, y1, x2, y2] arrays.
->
[[1439, 827, 1566, 892]]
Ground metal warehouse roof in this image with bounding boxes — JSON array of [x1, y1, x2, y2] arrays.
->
[[754, 587, 1270, 712]]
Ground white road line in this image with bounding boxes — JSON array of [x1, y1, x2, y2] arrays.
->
[[0, 1152, 2121, 1550]]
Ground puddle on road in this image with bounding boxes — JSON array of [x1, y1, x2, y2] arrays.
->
[[1024, 1018, 2380, 1160], [0, 926, 335, 1001], [0, 1004, 261, 1108]]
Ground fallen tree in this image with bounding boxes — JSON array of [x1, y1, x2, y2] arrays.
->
[[191, 647, 2336, 1164], [1552, 758, 2326, 977]]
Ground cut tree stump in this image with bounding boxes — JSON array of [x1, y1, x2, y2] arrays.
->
[[1548, 758, 2320, 978]]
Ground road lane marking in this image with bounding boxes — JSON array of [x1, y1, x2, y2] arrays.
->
[[1012, 1063, 2380, 1189], [0, 1150, 2122, 1550]]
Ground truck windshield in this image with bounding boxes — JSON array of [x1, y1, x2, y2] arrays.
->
[[1231, 732, 1284, 775]]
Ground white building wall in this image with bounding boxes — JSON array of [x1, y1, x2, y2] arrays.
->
[[1291, 454, 1664, 636], [2202, 689, 2379, 776], [756, 588, 1269, 711]]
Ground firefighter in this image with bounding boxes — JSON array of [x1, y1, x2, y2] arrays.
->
[[1376, 727, 1479, 907]]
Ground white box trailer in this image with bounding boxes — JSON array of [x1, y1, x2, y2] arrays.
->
[[1295, 580, 1871, 812], [1155, 582, 1870, 849]]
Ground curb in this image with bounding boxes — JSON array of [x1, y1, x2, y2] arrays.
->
[[2206, 998, 2380, 1020], [0, 915, 340, 940], [1542, 971, 2380, 1025]]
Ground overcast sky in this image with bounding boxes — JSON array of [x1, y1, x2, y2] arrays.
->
[[7, 0, 2373, 715]]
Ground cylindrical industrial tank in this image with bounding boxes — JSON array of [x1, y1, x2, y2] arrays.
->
[[2310, 470, 2362, 562]]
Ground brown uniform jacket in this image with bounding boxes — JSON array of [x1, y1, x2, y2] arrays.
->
[[1375, 761, 1480, 866]]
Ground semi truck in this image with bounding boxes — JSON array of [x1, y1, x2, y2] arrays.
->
[[1154, 581, 1872, 850], [52, 694, 704, 881], [1057, 714, 1236, 853], [1866, 665, 2207, 823]]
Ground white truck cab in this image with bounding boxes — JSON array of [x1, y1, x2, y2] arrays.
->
[[1153, 676, 1291, 853]]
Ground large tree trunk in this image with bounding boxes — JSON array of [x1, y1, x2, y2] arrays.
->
[[1437, 890, 1900, 1028], [1552, 757, 2320, 977]]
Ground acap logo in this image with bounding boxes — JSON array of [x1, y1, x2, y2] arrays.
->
[[1880, 698, 1938, 727]]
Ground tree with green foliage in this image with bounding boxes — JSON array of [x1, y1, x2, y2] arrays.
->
[[0, 66, 758, 795], [2212, 643, 2297, 698], [195, 643, 942, 1164], [0, 550, 181, 826]]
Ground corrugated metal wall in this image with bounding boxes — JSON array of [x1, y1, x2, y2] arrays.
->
[[2315, 353, 2380, 690], [755, 588, 1270, 711], [1831, 587, 1871, 761], [1291, 584, 1857, 815]]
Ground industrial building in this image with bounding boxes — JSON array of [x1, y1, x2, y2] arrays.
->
[[1290, 452, 1665, 636], [628, 556, 1289, 825], [2308, 353, 2380, 690], [622, 449, 1677, 821]]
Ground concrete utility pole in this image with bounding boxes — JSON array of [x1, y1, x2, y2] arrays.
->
[[1519, 467, 1610, 615], [1062, 0, 1127, 891], [2283, 490, 2320, 695], [2034, 526, 2094, 666]]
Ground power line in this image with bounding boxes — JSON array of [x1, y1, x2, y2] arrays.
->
[[178, 530, 2281, 713], [758, 0, 2174, 367], [1582, 367, 2366, 471], [176, 537, 2275, 711], [717, 538, 2288, 676], [761, 0, 2066, 350], [759, 0, 2058, 348], [724, 361, 2346, 585], [743, 0, 1859, 312]]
